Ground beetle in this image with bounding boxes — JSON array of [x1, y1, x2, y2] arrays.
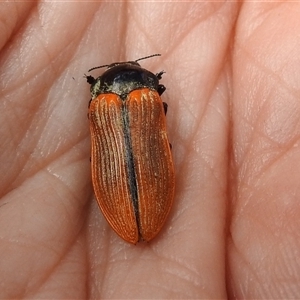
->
[[86, 54, 175, 244]]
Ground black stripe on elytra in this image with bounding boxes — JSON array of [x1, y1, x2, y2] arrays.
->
[[121, 102, 140, 234]]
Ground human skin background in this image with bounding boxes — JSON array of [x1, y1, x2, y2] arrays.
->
[[1, 1, 300, 299]]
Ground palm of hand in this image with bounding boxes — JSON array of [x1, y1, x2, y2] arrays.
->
[[1, 2, 299, 299]]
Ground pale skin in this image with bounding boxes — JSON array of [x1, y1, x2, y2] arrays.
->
[[1, 2, 300, 299]]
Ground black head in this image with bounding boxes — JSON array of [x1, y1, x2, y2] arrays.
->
[[88, 61, 160, 100]]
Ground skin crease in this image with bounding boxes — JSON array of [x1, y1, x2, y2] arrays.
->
[[1, 1, 300, 299]]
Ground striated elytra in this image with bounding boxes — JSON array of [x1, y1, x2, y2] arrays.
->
[[86, 55, 175, 244]]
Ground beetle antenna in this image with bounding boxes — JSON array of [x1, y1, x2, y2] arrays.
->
[[135, 54, 161, 63], [88, 64, 110, 72], [88, 54, 161, 72]]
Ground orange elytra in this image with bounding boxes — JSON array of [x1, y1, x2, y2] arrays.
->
[[86, 54, 175, 244]]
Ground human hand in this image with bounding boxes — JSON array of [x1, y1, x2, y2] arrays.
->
[[1, 2, 299, 299]]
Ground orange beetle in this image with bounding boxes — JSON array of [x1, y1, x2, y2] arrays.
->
[[86, 55, 175, 244]]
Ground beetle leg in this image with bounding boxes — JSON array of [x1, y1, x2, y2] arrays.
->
[[156, 71, 165, 80], [163, 102, 168, 115], [157, 84, 166, 96], [85, 74, 96, 85]]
